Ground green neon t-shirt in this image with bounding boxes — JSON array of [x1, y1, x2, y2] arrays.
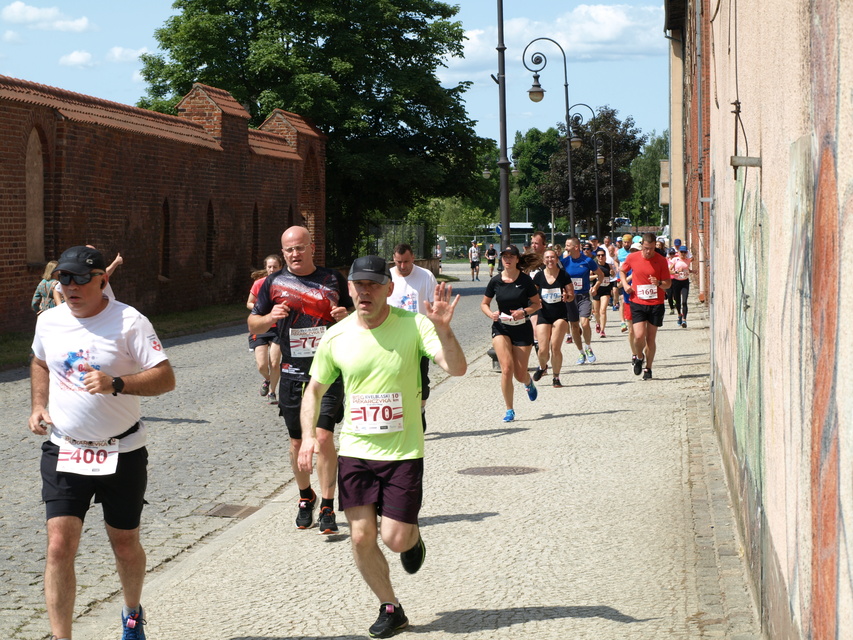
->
[[309, 306, 440, 461]]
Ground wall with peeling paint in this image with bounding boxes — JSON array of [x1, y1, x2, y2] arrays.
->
[[673, 0, 852, 637]]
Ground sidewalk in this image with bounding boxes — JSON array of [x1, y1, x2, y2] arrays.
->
[[71, 292, 762, 640]]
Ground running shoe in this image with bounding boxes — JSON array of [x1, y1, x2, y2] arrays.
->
[[121, 606, 146, 640], [267, 392, 277, 405], [532, 366, 547, 382], [260, 379, 270, 397], [576, 352, 586, 365], [400, 535, 426, 574], [620, 321, 628, 333], [612, 303, 618, 311], [369, 603, 409, 639], [566, 333, 573, 344], [600, 332, 607, 339], [669, 308, 675, 315], [502, 409, 515, 423], [584, 347, 596, 364], [632, 356, 644, 376], [295, 491, 317, 529], [677, 316, 683, 327], [526, 380, 538, 401], [595, 323, 601, 334], [681, 320, 687, 328], [643, 368, 653, 380], [552, 376, 563, 388], [317, 506, 339, 534]]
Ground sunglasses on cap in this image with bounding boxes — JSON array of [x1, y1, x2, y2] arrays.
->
[[57, 271, 105, 286]]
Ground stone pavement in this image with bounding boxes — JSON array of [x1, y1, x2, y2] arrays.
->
[[2, 262, 763, 639]]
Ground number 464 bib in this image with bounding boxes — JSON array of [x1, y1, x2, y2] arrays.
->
[[349, 393, 404, 434]]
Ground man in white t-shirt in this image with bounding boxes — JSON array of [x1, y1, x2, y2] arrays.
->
[[388, 243, 438, 431], [29, 245, 175, 640], [468, 240, 481, 281]]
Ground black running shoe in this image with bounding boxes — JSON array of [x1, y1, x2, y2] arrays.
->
[[317, 506, 338, 534], [552, 376, 563, 388], [369, 603, 409, 638], [532, 366, 547, 382], [295, 491, 316, 529], [400, 535, 426, 574], [632, 356, 644, 376], [643, 368, 652, 380]]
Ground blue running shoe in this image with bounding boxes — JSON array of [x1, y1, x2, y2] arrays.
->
[[526, 381, 538, 401], [584, 347, 596, 364], [122, 606, 146, 640], [503, 409, 515, 422]]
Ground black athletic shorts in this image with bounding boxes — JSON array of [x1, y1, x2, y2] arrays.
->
[[593, 284, 614, 300], [41, 440, 148, 530], [279, 376, 345, 439], [338, 456, 423, 524], [630, 302, 665, 327], [491, 320, 534, 346], [249, 330, 277, 350], [420, 356, 431, 401]]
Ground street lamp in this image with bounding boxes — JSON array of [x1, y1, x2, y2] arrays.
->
[[495, 0, 510, 248], [566, 103, 602, 237], [522, 37, 577, 235], [593, 129, 615, 237]]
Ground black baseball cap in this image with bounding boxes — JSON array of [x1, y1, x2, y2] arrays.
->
[[500, 244, 520, 257], [54, 246, 107, 274], [348, 256, 391, 284]]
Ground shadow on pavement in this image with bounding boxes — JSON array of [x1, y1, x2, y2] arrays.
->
[[419, 512, 499, 527], [142, 416, 210, 424], [413, 605, 657, 633], [425, 427, 529, 440]]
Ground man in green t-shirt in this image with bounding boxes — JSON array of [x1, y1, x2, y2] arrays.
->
[[298, 255, 466, 639]]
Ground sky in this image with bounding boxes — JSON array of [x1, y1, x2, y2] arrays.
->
[[0, 0, 670, 143]]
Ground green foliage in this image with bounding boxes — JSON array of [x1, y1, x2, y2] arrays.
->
[[627, 129, 670, 227], [510, 127, 563, 230], [538, 106, 645, 236], [138, 0, 484, 265], [413, 196, 492, 243]]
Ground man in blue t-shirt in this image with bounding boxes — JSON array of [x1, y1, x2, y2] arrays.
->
[[560, 237, 605, 364]]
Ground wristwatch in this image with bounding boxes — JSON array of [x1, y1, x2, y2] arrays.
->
[[523, 310, 530, 319], [111, 377, 125, 396]]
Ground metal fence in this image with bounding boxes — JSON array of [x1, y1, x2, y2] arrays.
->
[[364, 221, 427, 258]]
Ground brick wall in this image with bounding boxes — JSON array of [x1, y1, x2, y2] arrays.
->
[[0, 77, 326, 333]]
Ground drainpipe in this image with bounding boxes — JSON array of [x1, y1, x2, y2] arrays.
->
[[696, 0, 707, 302]]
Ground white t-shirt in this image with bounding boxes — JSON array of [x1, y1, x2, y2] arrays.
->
[[469, 245, 480, 261], [388, 265, 437, 315], [32, 299, 169, 452]]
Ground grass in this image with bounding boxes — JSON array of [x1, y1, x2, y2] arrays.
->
[[1, 303, 249, 371]]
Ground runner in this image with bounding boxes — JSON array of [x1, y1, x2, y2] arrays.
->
[[560, 238, 605, 364], [481, 245, 542, 422], [531, 248, 574, 387], [485, 243, 498, 277], [246, 254, 284, 405], [249, 226, 353, 533], [387, 243, 438, 431], [670, 245, 692, 328], [297, 256, 466, 639], [29, 245, 176, 640], [619, 233, 672, 380], [665, 247, 678, 315], [468, 240, 481, 281], [591, 248, 616, 338]]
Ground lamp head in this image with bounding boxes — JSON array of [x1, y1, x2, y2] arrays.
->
[[570, 135, 583, 150], [527, 73, 545, 103], [596, 153, 605, 165]]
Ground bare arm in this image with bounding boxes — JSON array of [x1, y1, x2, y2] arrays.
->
[[426, 283, 467, 377], [28, 357, 52, 435], [246, 293, 257, 311], [79, 360, 176, 396], [106, 253, 123, 277], [480, 295, 498, 321], [297, 378, 332, 473], [248, 301, 289, 334]]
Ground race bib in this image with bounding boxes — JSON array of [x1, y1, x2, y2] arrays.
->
[[290, 326, 326, 357], [636, 284, 658, 300], [350, 393, 404, 434], [572, 278, 584, 291], [57, 438, 119, 476], [540, 287, 562, 304], [499, 312, 525, 326], [601, 277, 611, 286]]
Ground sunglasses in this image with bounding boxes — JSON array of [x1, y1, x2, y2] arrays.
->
[[57, 271, 105, 286]]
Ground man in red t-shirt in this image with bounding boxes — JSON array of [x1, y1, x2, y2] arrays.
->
[[618, 233, 671, 380]]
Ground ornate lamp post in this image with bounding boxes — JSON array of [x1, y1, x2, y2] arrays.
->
[[495, 0, 511, 248]]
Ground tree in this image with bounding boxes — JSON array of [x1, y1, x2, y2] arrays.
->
[[538, 106, 645, 235], [138, 0, 483, 265], [627, 130, 670, 227], [510, 127, 563, 231]]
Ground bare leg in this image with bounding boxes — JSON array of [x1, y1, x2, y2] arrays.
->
[[254, 344, 270, 380], [570, 322, 583, 351], [290, 438, 312, 491], [492, 336, 516, 410], [512, 345, 534, 385], [550, 320, 568, 376], [599, 295, 609, 331], [45, 516, 83, 640], [346, 504, 396, 603], [579, 317, 592, 345], [534, 322, 552, 370], [644, 324, 659, 369], [315, 428, 338, 501], [268, 342, 282, 395], [632, 320, 648, 359], [105, 524, 146, 609]]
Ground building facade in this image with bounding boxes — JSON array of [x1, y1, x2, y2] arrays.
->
[[0, 75, 326, 333], [665, 1, 852, 637]]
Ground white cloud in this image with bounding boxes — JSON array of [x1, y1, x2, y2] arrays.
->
[[106, 46, 148, 63], [1, 1, 91, 32], [440, 4, 666, 85], [59, 50, 93, 67], [3, 28, 21, 42], [131, 69, 144, 83]]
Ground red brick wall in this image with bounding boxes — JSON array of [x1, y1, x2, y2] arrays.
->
[[0, 81, 325, 333]]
